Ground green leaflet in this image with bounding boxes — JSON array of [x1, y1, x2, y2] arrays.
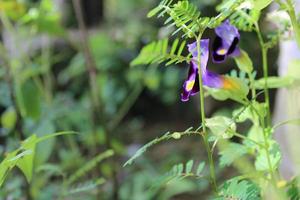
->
[[206, 116, 236, 139], [130, 38, 190, 66], [234, 49, 253, 74], [147, 0, 210, 38], [152, 160, 205, 189]]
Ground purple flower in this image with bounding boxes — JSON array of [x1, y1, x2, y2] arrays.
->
[[212, 20, 240, 63], [181, 39, 241, 102]]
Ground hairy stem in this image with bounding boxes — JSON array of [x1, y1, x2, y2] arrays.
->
[[196, 34, 218, 192]]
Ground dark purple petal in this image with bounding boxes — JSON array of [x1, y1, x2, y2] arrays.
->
[[181, 61, 199, 101], [212, 20, 240, 63]]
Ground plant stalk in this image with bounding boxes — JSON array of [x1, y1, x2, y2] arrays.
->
[[196, 34, 218, 193], [255, 24, 277, 185]]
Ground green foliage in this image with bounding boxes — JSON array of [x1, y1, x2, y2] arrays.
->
[[124, 127, 199, 166], [65, 178, 106, 196], [153, 160, 205, 188], [254, 140, 281, 171], [287, 179, 300, 200], [131, 38, 190, 66], [16, 79, 41, 120], [215, 177, 261, 200], [206, 116, 237, 139], [148, 0, 210, 37], [219, 142, 248, 167], [0, 132, 76, 186], [234, 49, 253, 74], [1, 107, 17, 129], [66, 150, 114, 185]]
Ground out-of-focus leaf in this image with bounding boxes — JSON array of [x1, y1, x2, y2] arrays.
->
[[16, 135, 38, 182], [0, 1, 26, 20], [234, 49, 253, 73], [16, 80, 41, 120], [255, 140, 281, 171], [219, 142, 248, 167], [206, 116, 236, 139], [1, 107, 17, 129]]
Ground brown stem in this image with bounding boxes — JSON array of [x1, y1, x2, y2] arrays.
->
[[71, 1, 119, 199]]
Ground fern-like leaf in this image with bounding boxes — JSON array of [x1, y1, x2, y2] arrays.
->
[[65, 178, 106, 195], [130, 38, 191, 66], [123, 127, 201, 166], [66, 150, 114, 185], [148, 0, 210, 38], [152, 160, 205, 189], [209, 0, 245, 28]]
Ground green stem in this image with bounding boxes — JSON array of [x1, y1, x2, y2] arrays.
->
[[255, 24, 271, 126], [255, 24, 277, 184], [286, 0, 300, 48], [196, 33, 218, 192]]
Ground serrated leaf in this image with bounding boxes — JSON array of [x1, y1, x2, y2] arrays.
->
[[255, 140, 281, 171], [219, 142, 248, 167], [206, 116, 236, 139], [215, 177, 260, 200]]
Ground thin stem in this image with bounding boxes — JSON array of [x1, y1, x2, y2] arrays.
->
[[247, 72, 256, 100], [286, 0, 300, 48], [255, 24, 271, 126], [254, 24, 277, 185], [196, 33, 218, 192]]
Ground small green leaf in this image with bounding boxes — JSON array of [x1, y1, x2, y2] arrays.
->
[[1, 107, 17, 129], [234, 49, 253, 73], [196, 162, 205, 175], [16, 80, 41, 120], [147, 6, 163, 18], [254, 0, 273, 10], [185, 160, 193, 174], [206, 116, 236, 139], [16, 135, 38, 182]]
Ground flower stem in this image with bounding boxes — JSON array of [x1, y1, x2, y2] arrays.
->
[[196, 34, 218, 193], [255, 24, 277, 184], [255, 25, 271, 126]]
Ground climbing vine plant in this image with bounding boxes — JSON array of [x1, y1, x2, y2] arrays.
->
[[126, 0, 300, 199]]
